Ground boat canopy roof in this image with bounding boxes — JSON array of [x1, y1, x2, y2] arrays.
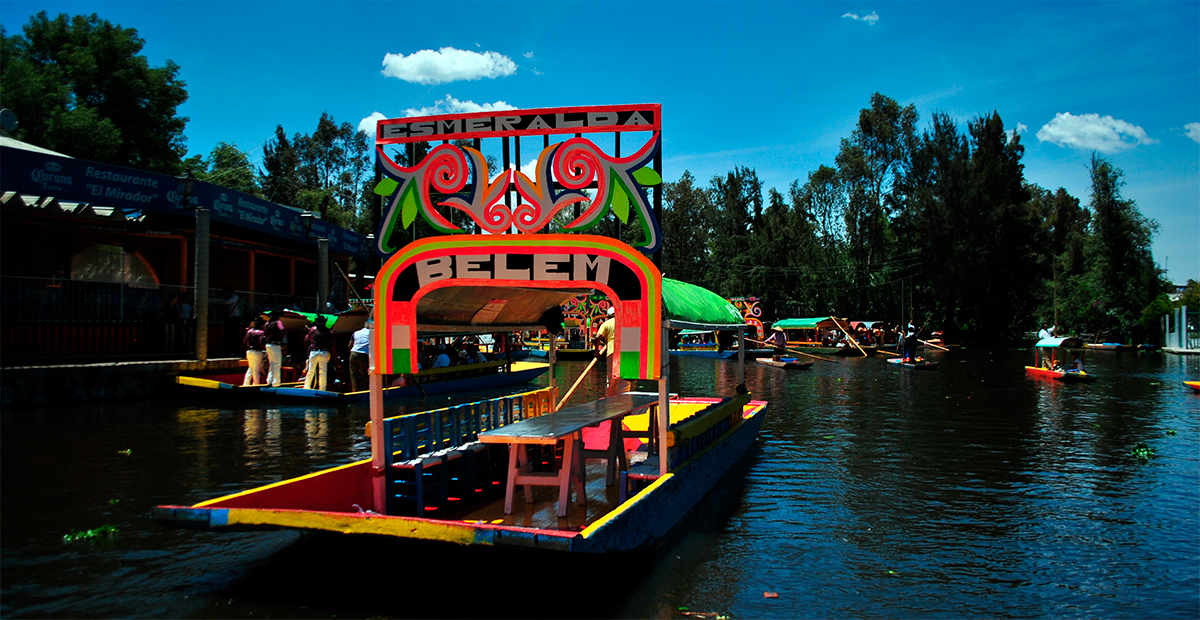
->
[[773, 317, 842, 329], [1035, 337, 1086, 348], [414, 285, 589, 333], [662, 278, 746, 331]]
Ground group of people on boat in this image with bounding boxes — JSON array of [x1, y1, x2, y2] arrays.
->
[[241, 310, 335, 389]]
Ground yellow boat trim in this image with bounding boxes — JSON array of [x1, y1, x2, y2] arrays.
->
[[579, 472, 675, 539], [223, 508, 483, 544]]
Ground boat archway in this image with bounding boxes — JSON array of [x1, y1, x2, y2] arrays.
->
[[372, 234, 662, 380]]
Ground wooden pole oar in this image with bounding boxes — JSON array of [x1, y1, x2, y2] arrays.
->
[[830, 318, 869, 357], [747, 337, 839, 364], [921, 335, 950, 350], [556, 356, 598, 410]]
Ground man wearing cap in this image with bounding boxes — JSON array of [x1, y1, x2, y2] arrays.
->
[[263, 309, 287, 387], [593, 306, 626, 396]]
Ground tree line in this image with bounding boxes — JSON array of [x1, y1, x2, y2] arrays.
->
[[2, 13, 1181, 344], [660, 93, 1173, 344]]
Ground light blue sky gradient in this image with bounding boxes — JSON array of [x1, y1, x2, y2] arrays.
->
[[3, 1, 1196, 282]]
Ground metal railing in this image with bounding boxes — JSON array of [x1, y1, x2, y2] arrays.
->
[[0, 276, 324, 365]]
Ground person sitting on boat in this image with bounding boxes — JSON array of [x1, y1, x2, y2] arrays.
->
[[431, 343, 452, 369], [303, 315, 335, 391], [242, 318, 267, 386], [1069, 353, 1084, 373]]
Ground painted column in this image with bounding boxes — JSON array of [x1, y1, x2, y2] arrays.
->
[[194, 207, 210, 362], [317, 238, 329, 312]]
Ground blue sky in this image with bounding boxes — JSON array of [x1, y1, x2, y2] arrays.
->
[[3, 1, 1197, 283]]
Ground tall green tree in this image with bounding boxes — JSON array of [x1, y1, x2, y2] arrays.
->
[[660, 170, 711, 283], [1085, 153, 1168, 339], [0, 12, 188, 172], [706, 167, 762, 296], [835, 93, 918, 314], [201, 142, 259, 197]]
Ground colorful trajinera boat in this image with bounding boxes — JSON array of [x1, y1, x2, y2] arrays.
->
[[1025, 337, 1096, 382], [772, 317, 876, 356], [261, 360, 549, 401], [1184, 381, 1200, 393], [153, 103, 768, 553]]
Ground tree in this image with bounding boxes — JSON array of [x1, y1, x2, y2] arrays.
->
[[261, 126, 302, 207], [201, 142, 259, 197], [706, 167, 762, 296], [660, 171, 711, 283], [261, 114, 371, 229], [1086, 153, 1168, 339], [0, 12, 188, 173]]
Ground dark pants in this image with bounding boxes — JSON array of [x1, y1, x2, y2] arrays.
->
[[349, 351, 370, 392]]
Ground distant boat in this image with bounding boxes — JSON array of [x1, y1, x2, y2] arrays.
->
[[1085, 342, 1135, 352], [756, 357, 814, 370], [886, 357, 938, 370], [771, 317, 876, 356], [1025, 337, 1097, 382], [1185, 381, 1199, 393]]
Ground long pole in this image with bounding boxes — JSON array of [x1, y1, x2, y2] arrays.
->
[[831, 318, 868, 357], [746, 337, 839, 363], [555, 356, 597, 410]]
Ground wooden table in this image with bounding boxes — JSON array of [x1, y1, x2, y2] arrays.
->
[[478, 393, 658, 517]]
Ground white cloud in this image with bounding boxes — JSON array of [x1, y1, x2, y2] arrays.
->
[[381, 47, 517, 85], [523, 51, 536, 59], [1186, 122, 1200, 144], [842, 11, 879, 25], [1035, 112, 1158, 153], [402, 94, 517, 118], [357, 112, 387, 135], [1006, 122, 1028, 143]]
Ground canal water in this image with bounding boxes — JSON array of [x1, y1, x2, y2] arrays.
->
[[2, 348, 1197, 618]]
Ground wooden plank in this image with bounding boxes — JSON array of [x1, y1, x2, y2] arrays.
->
[[478, 394, 657, 443]]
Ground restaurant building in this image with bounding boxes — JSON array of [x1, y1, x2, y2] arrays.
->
[[0, 137, 370, 366]]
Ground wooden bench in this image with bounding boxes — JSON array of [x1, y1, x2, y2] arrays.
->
[[478, 393, 658, 517]]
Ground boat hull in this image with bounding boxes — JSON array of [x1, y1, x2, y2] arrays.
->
[[152, 396, 766, 554], [260, 366, 548, 402], [671, 349, 737, 359], [1185, 381, 1200, 393], [755, 358, 814, 370], [886, 358, 938, 370], [1024, 366, 1097, 382]]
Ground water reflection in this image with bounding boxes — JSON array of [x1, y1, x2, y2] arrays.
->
[[0, 350, 1196, 618]]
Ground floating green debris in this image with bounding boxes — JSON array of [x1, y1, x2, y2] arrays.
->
[[824, 435, 835, 440], [63, 525, 118, 544], [118, 449, 131, 456], [1150, 382, 1160, 386], [1167, 430, 1177, 436], [1131, 442, 1155, 461], [108, 499, 120, 505]]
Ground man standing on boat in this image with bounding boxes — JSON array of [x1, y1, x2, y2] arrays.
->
[[769, 326, 788, 360], [594, 306, 626, 396], [348, 318, 372, 392], [303, 315, 334, 391], [242, 318, 267, 386], [902, 323, 920, 362], [264, 309, 287, 387]]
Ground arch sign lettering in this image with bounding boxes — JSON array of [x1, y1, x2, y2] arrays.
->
[[370, 104, 665, 381], [372, 235, 662, 380]]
